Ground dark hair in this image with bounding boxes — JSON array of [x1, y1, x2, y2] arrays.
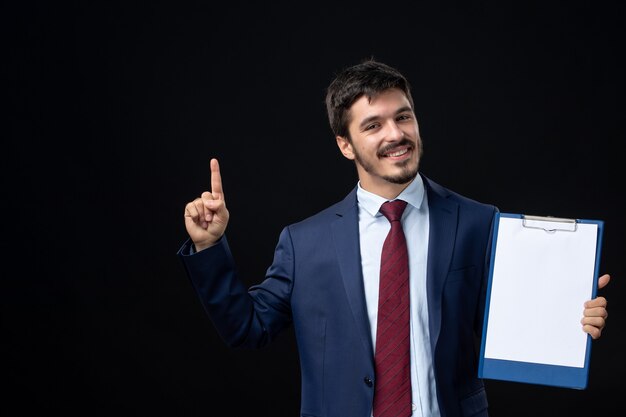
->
[[325, 59, 414, 139]]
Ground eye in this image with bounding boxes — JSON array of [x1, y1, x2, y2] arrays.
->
[[397, 114, 412, 121], [364, 123, 380, 131]]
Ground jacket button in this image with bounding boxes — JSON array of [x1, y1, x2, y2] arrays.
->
[[364, 376, 373, 387]]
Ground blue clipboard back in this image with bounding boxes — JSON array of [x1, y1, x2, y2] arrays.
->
[[478, 212, 604, 389]]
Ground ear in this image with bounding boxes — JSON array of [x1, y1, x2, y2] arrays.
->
[[336, 136, 355, 160]]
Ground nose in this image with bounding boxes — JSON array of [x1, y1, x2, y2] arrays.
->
[[386, 120, 405, 141]]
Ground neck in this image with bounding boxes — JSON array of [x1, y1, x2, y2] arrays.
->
[[359, 176, 415, 200]]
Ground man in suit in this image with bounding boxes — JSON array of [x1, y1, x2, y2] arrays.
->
[[178, 60, 609, 417]]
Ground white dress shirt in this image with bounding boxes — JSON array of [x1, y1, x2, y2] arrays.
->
[[357, 176, 441, 417]]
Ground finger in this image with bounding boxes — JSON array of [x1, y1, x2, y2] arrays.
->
[[582, 324, 602, 340], [583, 306, 608, 319], [185, 200, 209, 228], [205, 198, 225, 213], [195, 196, 212, 222], [201, 190, 228, 221], [184, 201, 200, 221], [210, 158, 224, 199], [581, 316, 606, 328], [584, 296, 607, 309], [580, 317, 606, 328], [598, 274, 611, 290], [201, 191, 215, 208], [582, 317, 606, 340]]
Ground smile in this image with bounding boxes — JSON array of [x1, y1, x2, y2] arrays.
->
[[385, 148, 409, 157], [380, 144, 413, 159]]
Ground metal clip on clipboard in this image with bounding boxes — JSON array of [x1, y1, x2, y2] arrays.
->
[[522, 214, 578, 233]]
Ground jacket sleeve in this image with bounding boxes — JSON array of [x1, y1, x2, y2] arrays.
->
[[177, 227, 295, 349]]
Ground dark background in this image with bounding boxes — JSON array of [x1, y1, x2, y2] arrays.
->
[[5, 1, 624, 416]]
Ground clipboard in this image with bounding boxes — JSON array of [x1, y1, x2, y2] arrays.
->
[[478, 212, 604, 389]]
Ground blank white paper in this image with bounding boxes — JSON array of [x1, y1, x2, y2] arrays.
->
[[484, 216, 598, 368]]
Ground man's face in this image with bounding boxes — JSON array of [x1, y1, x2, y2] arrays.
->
[[337, 88, 421, 195]]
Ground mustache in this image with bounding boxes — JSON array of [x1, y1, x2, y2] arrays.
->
[[377, 138, 414, 157]]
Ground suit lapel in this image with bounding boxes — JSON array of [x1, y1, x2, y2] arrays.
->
[[330, 188, 375, 361], [423, 175, 458, 355]]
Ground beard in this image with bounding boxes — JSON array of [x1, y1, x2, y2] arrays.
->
[[353, 138, 420, 185]]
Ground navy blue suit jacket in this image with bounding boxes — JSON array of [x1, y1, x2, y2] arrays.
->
[[178, 174, 498, 417]]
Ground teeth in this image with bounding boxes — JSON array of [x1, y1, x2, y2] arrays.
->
[[386, 148, 408, 157]]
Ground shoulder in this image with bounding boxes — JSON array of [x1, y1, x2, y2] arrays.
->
[[422, 174, 498, 216], [286, 187, 357, 232]]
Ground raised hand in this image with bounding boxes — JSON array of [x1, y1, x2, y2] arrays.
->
[[184, 158, 230, 252]]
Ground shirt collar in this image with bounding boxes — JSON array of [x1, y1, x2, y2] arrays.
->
[[356, 174, 425, 218]]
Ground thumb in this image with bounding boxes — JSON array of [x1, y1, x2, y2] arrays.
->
[[598, 274, 611, 290]]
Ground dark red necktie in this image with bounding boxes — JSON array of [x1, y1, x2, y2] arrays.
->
[[373, 199, 412, 417]]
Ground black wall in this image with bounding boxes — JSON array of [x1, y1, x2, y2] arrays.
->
[[5, 1, 624, 416]]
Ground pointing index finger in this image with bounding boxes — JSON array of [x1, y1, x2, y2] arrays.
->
[[210, 158, 224, 199]]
